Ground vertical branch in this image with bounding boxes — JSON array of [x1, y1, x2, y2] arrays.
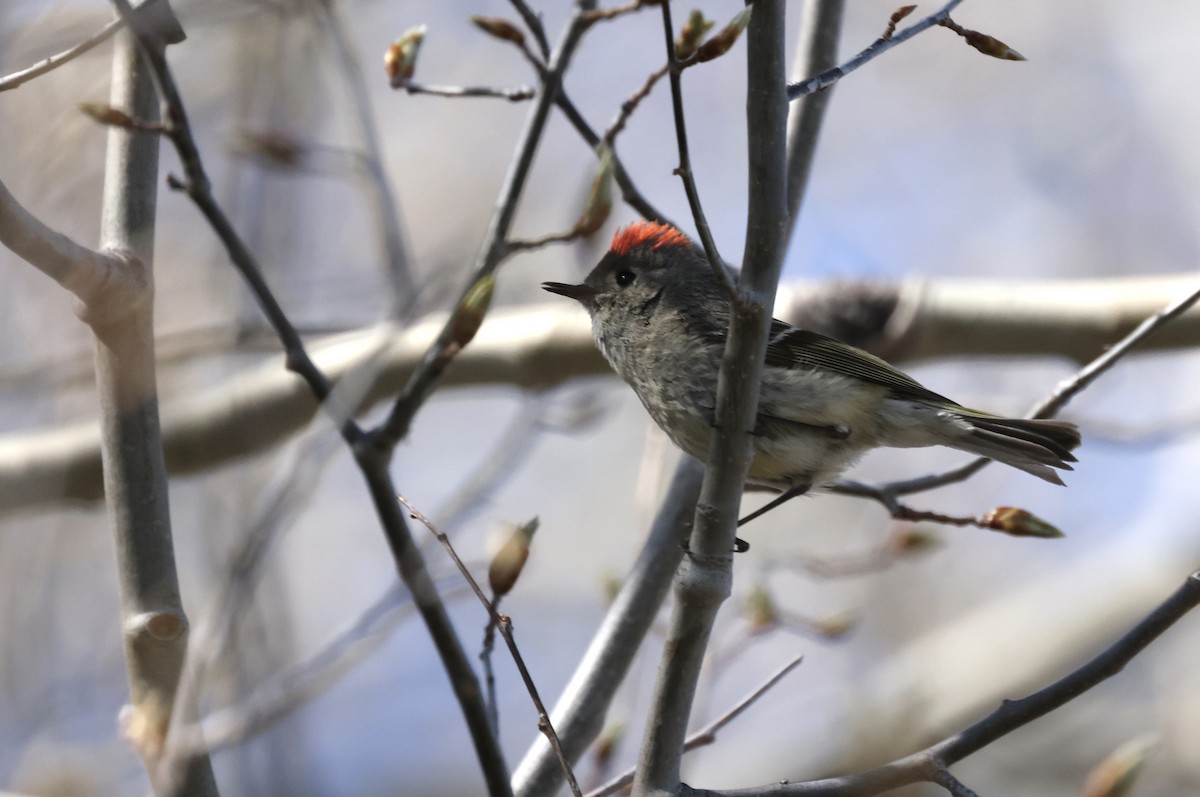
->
[[94, 13, 219, 797], [784, 0, 844, 237], [633, 1, 790, 794], [512, 458, 704, 797]]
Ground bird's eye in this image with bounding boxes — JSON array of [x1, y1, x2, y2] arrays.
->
[[615, 268, 636, 287]]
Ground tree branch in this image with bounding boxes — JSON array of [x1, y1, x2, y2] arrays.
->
[[107, 1, 512, 791], [658, 0, 735, 298], [3, 275, 1198, 515], [0, 14, 123, 92], [513, 457, 703, 797], [634, 3, 790, 793], [92, 7, 218, 795], [374, 0, 597, 451], [689, 569, 1200, 796], [786, 0, 966, 100]]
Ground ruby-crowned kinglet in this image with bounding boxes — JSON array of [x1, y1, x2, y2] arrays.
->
[[542, 221, 1080, 499]]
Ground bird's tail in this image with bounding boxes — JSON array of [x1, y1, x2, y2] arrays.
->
[[949, 413, 1081, 485]]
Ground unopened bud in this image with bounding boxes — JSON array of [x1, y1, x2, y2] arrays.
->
[[470, 15, 525, 46], [449, 275, 495, 350], [488, 517, 538, 596], [694, 7, 751, 63], [980, 507, 1063, 539], [384, 25, 426, 83], [675, 10, 714, 60]]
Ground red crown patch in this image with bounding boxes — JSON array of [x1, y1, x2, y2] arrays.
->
[[610, 221, 691, 255]]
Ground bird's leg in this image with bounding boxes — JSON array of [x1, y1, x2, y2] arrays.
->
[[737, 482, 811, 530]]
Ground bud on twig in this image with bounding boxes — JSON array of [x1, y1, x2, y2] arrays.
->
[[470, 15, 526, 47], [448, 274, 495, 352], [939, 17, 1025, 61], [881, 5, 917, 41], [384, 25, 426, 83], [488, 517, 539, 596], [571, 147, 614, 237], [675, 10, 714, 60], [693, 7, 751, 63], [980, 507, 1063, 539]]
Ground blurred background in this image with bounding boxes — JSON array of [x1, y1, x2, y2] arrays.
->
[[1, 1, 1199, 795]]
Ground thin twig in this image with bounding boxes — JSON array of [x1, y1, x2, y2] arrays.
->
[[634, 3, 790, 793], [0, 15, 124, 91], [586, 655, 805, 797], [508, 0, 552, 60], [400, 497, 584, 797], [602, 63, 668, 148], [554, 92, 669, 223], [506, 229, 586, 252], [374, 1, 596, 450], [685, 569, 1200, 795], [584, 0, 658, 25], [511, 458, 702, 797], [787, 0, 966, 99], [482, 595, 503, 735], [658, 1, 736, 299], [397, 79, 536, 102], [109, 0, 344, 422], [933, 768, 982, 797]]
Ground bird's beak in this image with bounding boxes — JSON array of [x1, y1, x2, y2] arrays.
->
[[541, 281, 596, 304]]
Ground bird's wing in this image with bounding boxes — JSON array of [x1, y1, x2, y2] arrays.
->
[[764, 320, 958, 407]]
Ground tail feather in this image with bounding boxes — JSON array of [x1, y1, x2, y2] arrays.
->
[[950, 415, 1081, 485], [968, 417, 1079, 462]]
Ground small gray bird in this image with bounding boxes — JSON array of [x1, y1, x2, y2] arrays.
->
[[543, 221, 1080, 512]]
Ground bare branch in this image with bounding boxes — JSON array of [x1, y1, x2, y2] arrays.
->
[[681, 570, 1200, 796], [508, 0, 552, 60], [374, 1, 597, 451], [396, 79, 536, 101], [658, 0, 736, 298], [513, 457, 702, 797], [400, 497, 583, 797], [0, 176, 135, 307], [787, 0, 966, 100], [2, 276, 1198, 515], [108, 1, 512, 790], [0, 15, 123, 92], [635, 3, 790, 793], [586, 655, 805, 797]]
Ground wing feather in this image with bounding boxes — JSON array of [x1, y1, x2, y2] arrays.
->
[[763, 321, 956, 406]]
